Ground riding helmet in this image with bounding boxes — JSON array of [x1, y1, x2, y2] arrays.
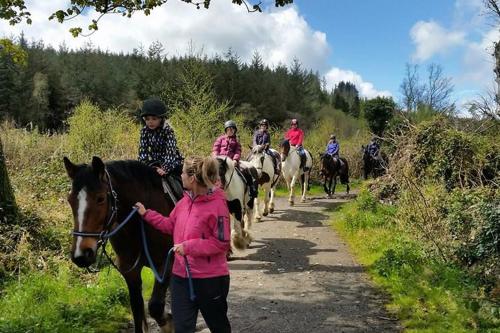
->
[[140, 98, 168, 118], [224, 120, 238, 133], [259, 119, 269, 127], [330, 134, 336, 140], [291, 118, 298, 126]]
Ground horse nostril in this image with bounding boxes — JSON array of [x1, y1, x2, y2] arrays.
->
[[72, 248, 96, 268]]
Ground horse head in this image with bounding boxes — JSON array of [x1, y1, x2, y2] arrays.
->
[[216, 156, 236, 189], [319, 153, 331, 177], [279, 139, 290, 161], [64, 156, 111, 268], [248, 146, 266, 177]]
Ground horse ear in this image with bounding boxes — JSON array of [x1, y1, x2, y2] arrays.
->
[[248, 144, 252, 149], [63, 156, 77, 179], [91, 156, 105, 179]]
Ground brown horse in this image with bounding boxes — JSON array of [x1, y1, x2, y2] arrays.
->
[[64, 156, 175, 333], [319, 154, 350, 196]]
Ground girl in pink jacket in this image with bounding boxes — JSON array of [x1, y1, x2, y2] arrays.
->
[[135, 156, 231, 333]]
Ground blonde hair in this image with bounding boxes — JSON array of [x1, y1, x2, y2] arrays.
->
[[183, 156, 219, 187]]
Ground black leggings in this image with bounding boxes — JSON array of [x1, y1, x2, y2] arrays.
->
[[171, 275, 231, 333]]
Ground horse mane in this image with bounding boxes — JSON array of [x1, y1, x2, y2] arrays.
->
[[106, 160, 162, 190]]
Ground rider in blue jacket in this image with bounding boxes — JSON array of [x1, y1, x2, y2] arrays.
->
[[325, 134, 339, 158]]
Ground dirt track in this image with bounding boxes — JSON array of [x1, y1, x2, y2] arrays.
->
[[128, 195, 401, 333]]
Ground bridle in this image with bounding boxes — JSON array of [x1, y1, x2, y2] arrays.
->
[[218, 157, 235, 190], [72, 168, 120, 240], [71, 168, 139, 273]]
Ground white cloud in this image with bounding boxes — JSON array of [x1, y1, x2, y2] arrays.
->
[[410, 20, 466, 62], [0, 0, 330, 71], [1, 0, 395, 97], [324, 67, 392, 99], [461, 28, 499, 84]]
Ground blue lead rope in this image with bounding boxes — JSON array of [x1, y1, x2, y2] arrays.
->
[[140, 217, 196, 301]]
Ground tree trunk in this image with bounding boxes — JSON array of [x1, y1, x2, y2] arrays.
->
[[0, 135, 17, 223]]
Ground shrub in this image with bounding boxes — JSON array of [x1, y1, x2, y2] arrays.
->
[[67, 100, 139, 161]]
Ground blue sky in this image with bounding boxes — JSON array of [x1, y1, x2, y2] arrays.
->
[[1, 0, 497, 110]]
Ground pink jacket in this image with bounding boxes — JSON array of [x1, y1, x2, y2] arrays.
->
[[285, 128, 304, 146], [212, 134, 241, 161], [142, 188, 231, 279]]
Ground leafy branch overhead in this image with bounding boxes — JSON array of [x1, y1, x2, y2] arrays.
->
[[0, 0, 293, 37]]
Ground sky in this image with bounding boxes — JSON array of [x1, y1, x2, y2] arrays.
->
[[1, 0, 498, 111]]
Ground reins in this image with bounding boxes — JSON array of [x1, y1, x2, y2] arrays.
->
[[71, 167, 195, 300]]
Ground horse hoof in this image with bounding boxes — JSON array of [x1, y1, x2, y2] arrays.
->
[[301, 199, 306, 203], [269, 207, 274, 214], [263, 211, 268, 217], [289, 201, 294, 206], [255, 216, 262, 222], [232, 236, 247, 250]]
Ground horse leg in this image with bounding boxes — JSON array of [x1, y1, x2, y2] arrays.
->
[[269, 185, 276, 213], [227, 200, 246, 250], [301, 172, 309, 202], [148, 279, 173, 333], [328, 176, 333, 197], [289, 175, 297, 206], [123, 270, 148, 333], [243, 205, 254, 246], [332, 176, 337, 195], [323, 176, 329, 196], [262, 188, 270, 216], [254, 195, 261, 222]]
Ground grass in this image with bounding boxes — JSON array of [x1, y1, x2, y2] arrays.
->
[[330, 190, 500, 332]]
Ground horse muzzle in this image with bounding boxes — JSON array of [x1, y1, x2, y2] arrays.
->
[[71, 248, 97, 268]]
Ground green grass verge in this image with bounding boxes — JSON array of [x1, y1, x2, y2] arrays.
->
[[0, 262, 161, 332], [330, 190, 500, 332]]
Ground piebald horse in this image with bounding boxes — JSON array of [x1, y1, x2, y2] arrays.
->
[[216, 156, 255, 250], [247, 145, 281, 220], [64, 156, 174, 333], [279, 140, 313, 205]]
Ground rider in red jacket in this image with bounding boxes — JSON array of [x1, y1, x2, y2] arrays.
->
[[284, 118, 307, 170], [284, 118, 304, 146]]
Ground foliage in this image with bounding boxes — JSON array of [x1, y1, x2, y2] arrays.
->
[[165, 58, 232, 157], [67, 100, 139, 161], [331, 81, 361, 117], [332, 191, 500, 332], [363, 96, 396, 136], [0, 35, 335, 132], [390, 117, 500, 190]]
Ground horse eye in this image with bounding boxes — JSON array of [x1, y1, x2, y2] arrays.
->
[[96, 196, 106, 204]]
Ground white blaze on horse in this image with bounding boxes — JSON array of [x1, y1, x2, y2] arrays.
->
[[279, 139, 313, 205], [216, 156, 255, 250], [247, 145, 281, 221]]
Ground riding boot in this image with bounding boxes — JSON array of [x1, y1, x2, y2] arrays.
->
[[251, 178, 259, 199]]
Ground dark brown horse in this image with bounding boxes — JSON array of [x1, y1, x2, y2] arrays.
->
[[64, 156, 175, 333], [362, 146, 388, 179], [319, 154, 350, 196]]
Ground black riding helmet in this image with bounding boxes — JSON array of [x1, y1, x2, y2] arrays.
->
[[259, 119, 269, 127], [140, 98, 168, 118]]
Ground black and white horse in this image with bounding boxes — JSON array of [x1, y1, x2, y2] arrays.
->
[[216, 156, 255, 250], [247, 145, 281, 220], [279, 140, 313, 205]]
